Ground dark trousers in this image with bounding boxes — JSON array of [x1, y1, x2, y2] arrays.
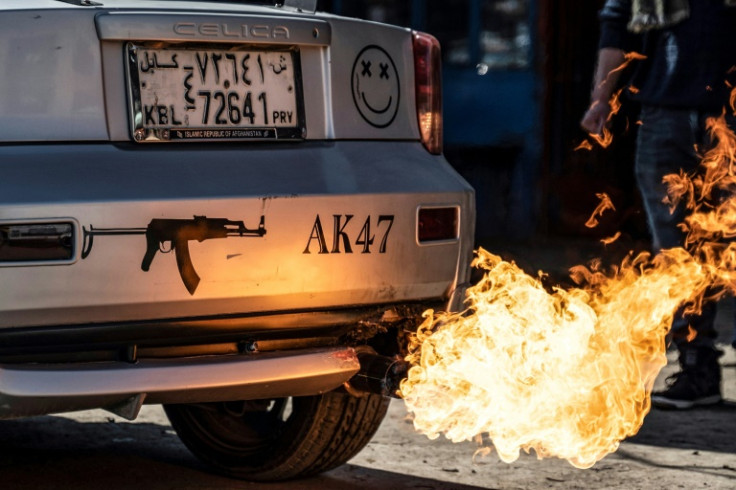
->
[[634, 105, 721, 348]]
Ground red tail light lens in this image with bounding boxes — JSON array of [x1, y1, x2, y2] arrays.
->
[[413, 31, 442, 155], [418, 207, 458, 243]]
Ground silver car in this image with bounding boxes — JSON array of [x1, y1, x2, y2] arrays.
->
[[0, 0, 475, 481]]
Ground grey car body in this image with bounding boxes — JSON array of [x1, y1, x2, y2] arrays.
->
[[0, 0, 475, 480]]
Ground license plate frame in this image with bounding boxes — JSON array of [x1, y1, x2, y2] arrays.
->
[[125, 42, 306, 143]]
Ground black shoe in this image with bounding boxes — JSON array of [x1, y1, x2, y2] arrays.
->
[[651, 346, 722, 410]]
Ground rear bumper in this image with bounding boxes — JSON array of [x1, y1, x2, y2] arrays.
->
[[0, 141, 475, 328], [0, 300, 437, 419], [0, 346, 360, 420], [0, 301, 441, 363]]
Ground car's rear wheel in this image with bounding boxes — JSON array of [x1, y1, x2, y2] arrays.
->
[[164, 390, 390, 481]]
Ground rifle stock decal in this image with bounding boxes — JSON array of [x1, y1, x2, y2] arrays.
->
[[82, 215, 267, 295]]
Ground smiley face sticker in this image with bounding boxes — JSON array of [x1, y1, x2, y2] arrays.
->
[[351, 45, 400, 128]]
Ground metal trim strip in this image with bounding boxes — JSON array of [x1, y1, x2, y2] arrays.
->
[[0, 347, 359, 418], [0, 301, 440, 355], [95, 12, 331, 46]]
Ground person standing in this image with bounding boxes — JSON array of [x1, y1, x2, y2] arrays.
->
[[581, 0, 736, 409]]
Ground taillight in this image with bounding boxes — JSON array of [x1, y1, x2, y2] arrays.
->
[[417, 207, 458, 243], [412, 31, 442, 155], [0, 222, 74, 263]]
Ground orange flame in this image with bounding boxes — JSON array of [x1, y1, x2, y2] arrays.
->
[[401, 248, 708, 468], [585, 193, 616, 228], [679, 113, 736, 248], [686, 325, 698, 342], [606, 89, 623, 123], [589, 128, 614, 148], [401, 111, 736, 468], [575, 140, 594, 152], [586, 89, 624, 149], [585, 52, 646, 148], [597, 52, 647, 88], [601, 231, 622, 245]]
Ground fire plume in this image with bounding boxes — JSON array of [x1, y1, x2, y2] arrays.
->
[[400, 111, 736, 468], [401, 248, 708, 468]]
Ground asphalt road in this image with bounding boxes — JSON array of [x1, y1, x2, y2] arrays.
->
[[1, 342, 735, 490]]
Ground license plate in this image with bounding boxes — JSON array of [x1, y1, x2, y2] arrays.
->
[[126, 43, 305, 142]]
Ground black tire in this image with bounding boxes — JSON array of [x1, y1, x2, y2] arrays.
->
[[164, 390, 390, 481]]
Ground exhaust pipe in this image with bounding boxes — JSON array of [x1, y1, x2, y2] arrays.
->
[[345, 349, 409, 398]]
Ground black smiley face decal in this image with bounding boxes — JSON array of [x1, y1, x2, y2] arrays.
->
[[351, 45, 400, 128]]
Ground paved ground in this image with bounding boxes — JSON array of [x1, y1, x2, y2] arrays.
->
[[0, 351, 734, 490], [1, 239, 735, 489], [1, 330, 734, 489]]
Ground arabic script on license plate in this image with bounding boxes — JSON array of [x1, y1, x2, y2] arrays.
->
[[126, 43, 304, 142]]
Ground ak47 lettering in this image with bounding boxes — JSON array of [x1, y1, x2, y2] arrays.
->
[[303, 215, 394, 254]]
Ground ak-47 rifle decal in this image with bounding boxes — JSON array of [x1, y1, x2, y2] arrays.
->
[[82, 215, 266, 295]]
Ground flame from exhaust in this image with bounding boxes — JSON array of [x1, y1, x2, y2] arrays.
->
[[582, 52, 646, 150], [584, 89, 624, 149], [400, 111, 736, 468], [601, 231, 622, 246], [606, 89, 623, 123], [585, 193, 616, 228], [575, 140, 594, 152], [597, 52, 647, 88], [401, 248, 707, 468], [589, 128, 614, 148]]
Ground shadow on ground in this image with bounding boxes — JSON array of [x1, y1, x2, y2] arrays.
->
[[0, 415, 484, 490], [628, 401, 736, 454]]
